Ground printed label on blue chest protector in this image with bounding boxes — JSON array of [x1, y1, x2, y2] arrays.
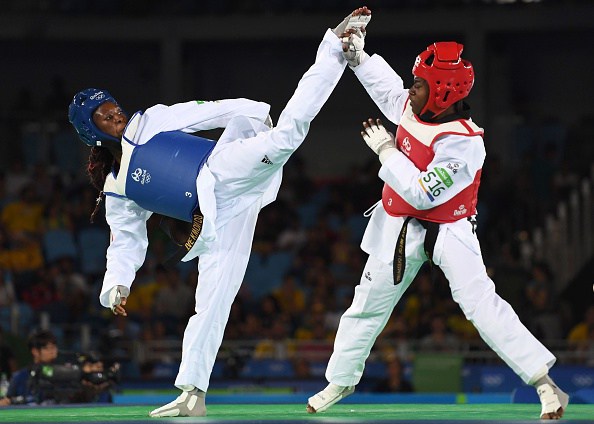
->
[[130, 168, 151, 185], [126, 131, 215, 222]]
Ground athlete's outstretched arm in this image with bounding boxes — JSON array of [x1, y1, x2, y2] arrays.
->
[[99, 195, 152, 309]]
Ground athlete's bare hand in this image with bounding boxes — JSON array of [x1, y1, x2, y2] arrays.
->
[[112, 296, 127, 316], [108, 285, 130, 317]]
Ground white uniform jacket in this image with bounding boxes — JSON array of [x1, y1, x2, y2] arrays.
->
[[100, 99, 271, 307]]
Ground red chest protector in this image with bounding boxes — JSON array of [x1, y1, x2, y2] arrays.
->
[[382, 102, 484, 223]]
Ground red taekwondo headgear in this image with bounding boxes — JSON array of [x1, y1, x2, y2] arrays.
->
[[412, 41, 474, 119]]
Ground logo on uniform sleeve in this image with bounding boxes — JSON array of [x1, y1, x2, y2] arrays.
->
[[261, 155, 273, 165], [446, 162, 460, 174], [131, 168, 151, 185]]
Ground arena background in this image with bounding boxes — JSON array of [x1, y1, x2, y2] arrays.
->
[[2, 1, 594, 176], [0, 1, 593, 422]]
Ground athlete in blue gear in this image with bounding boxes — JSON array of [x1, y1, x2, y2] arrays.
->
[[67, 7, 372, 418]]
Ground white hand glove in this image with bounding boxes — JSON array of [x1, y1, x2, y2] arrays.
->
[[342, 27, 369, 68], [361, 118, 396, 163], [107, 285, 130, 314], [333, 7, 372, 37]]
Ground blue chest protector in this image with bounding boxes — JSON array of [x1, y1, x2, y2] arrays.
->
[[125, 131, 215, 222]]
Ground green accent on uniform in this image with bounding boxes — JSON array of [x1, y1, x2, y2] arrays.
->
[[0, 404, 593, 422], [435, 167, 453, 187], [195, 100, 205, 105]]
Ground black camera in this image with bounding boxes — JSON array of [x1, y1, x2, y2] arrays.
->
[[76, 352, 121, 386], [82, 366, 121, 386], [27, 354, 120, 404]]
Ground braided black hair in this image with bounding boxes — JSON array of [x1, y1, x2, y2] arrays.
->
[[86, 146, 114, 223]]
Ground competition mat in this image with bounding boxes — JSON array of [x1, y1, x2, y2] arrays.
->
[[0, 403, 593, 423]]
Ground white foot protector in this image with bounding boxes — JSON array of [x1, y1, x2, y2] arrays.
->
[[344, 12, 371, 31], [306, 383, 355, 413], [537, 381, 569, 420], [149, 388, 206, 417]]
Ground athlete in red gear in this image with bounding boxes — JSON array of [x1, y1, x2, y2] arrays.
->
[[307, 28, 568, 421]]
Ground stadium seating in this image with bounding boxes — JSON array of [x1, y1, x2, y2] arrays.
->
[[77, 226, 110, 275], [42, 229, 78, 263], [241, 359, 295, 379]]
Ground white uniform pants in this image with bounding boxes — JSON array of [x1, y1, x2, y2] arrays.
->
[[326, 215, 556, 386], [175, 105, 314, 391], [175, 199, 260, 392], [175, 29, 346, 392]]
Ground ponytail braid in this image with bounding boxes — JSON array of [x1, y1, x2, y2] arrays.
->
[[87, 146, 114, 223]]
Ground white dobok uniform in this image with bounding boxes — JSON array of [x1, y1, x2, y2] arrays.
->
[[98, 29, 347, 392], [324, 53, 556, 387]]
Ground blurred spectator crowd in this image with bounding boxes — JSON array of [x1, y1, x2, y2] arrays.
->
[[1, 77, 593, 385]]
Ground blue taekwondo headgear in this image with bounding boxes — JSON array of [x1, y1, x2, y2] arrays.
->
[[68, 88, 125, 147]]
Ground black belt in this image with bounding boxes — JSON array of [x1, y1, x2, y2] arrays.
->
[[393, 217, 439, 285], [159, 210, 204, 268]]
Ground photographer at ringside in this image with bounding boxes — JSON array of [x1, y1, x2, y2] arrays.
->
[[69, 351, 120, 404], [0, 329, 119, 405]]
